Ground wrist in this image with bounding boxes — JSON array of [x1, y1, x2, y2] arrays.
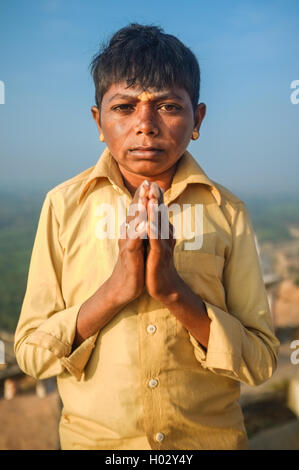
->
[[154, 273, 187, 306], [157, 276, 207, 315], [96, 276, 129, 312]]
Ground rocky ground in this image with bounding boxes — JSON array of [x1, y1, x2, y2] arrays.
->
[[0, 391, 61, 450], [238, 238, 299, 449], [240, 340, 299, 449]]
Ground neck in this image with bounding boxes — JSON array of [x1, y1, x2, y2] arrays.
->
[[118, 162, 179, 198]]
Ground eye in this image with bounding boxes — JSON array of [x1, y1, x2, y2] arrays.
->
[[159, 104, 181, 112], [112, 104, 134, 111]]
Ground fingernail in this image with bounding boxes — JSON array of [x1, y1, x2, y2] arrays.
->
[[143, 180, 150, 186]]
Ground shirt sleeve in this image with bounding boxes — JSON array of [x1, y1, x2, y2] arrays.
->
[[188, 201, 280, 386], [14, 193, 99, 382]]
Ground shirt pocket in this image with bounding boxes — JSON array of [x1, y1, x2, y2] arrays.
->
[[174, 250, 226, 308]]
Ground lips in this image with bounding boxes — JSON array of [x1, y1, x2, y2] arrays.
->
[[130, 147, 162, 151], [129, 148, 163, 158]]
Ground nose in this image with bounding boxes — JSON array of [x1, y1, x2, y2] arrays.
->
[[134, 103, 159, 136]]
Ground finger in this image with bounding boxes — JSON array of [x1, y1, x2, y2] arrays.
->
[[159, 186, 164, 205], [126, 236, 145, 252], [127, 213, 149, 240], [168, 221, 176, 249], [139, 179, 150, 198], [135, 219, 148, 239], [121, 181, 149, 241], [127, 196, 147, 224], [148, 198, 159, 227], [133, 181, 151, 218], [148, 197, 172, 239], [148, 182, 160, 199], [148, 221, 159, 240], [136, 180, 150, 204], [149, 182, 163, 205], [168, 221, 176, 239], [147, 198, 159, 240]]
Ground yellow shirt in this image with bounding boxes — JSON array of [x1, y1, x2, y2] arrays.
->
[[14, 147, 280, 450]]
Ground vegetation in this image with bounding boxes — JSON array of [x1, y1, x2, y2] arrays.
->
[[245, 195, 299, 244], [0, 187, 299, 333], [0, 188, 45, 332]]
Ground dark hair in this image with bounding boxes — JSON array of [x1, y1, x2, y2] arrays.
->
[[90, 23, 200, 115]]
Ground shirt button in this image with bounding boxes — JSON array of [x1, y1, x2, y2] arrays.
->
[[155, 432, 165, 442], [147, 324, 156, 334], [148, 378, 159, 388]]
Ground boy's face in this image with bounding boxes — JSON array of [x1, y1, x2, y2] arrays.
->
[[91, 82, 206, 179]]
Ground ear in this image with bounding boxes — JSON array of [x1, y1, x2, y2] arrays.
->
[[91, 106, 103, 134], [194, 103, 206, 131]]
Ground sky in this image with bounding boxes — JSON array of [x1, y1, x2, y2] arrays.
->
[[0, 0, 299, 198]]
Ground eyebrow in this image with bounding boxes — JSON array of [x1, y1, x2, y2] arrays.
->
[[108, 92, 185, 103]]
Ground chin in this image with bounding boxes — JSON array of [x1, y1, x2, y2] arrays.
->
[[130, 161, 165, 176]]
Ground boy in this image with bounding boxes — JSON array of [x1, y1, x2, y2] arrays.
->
[[14, 23, 280, 450]]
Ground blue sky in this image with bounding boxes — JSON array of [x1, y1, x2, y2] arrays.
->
[[0, 0, 298, 197]]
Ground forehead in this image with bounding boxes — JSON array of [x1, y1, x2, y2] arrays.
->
[[103, 82, 190, 103]]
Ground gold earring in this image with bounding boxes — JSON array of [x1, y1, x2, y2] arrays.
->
[[192, 130, 200, 140], [99, 134, 105, 142]]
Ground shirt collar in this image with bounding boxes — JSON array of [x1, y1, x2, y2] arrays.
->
[[77, 147, 221, 206], [163, 149, 222, 206], [77, 147, 126, 205]]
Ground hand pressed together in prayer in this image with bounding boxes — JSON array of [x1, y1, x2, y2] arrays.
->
[[115, 180, 184, 305], [71, 179, 211, 351], [141, 181, 183, 303]]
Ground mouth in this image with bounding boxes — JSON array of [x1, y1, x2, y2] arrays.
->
[[129, 147, 163, 157]]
